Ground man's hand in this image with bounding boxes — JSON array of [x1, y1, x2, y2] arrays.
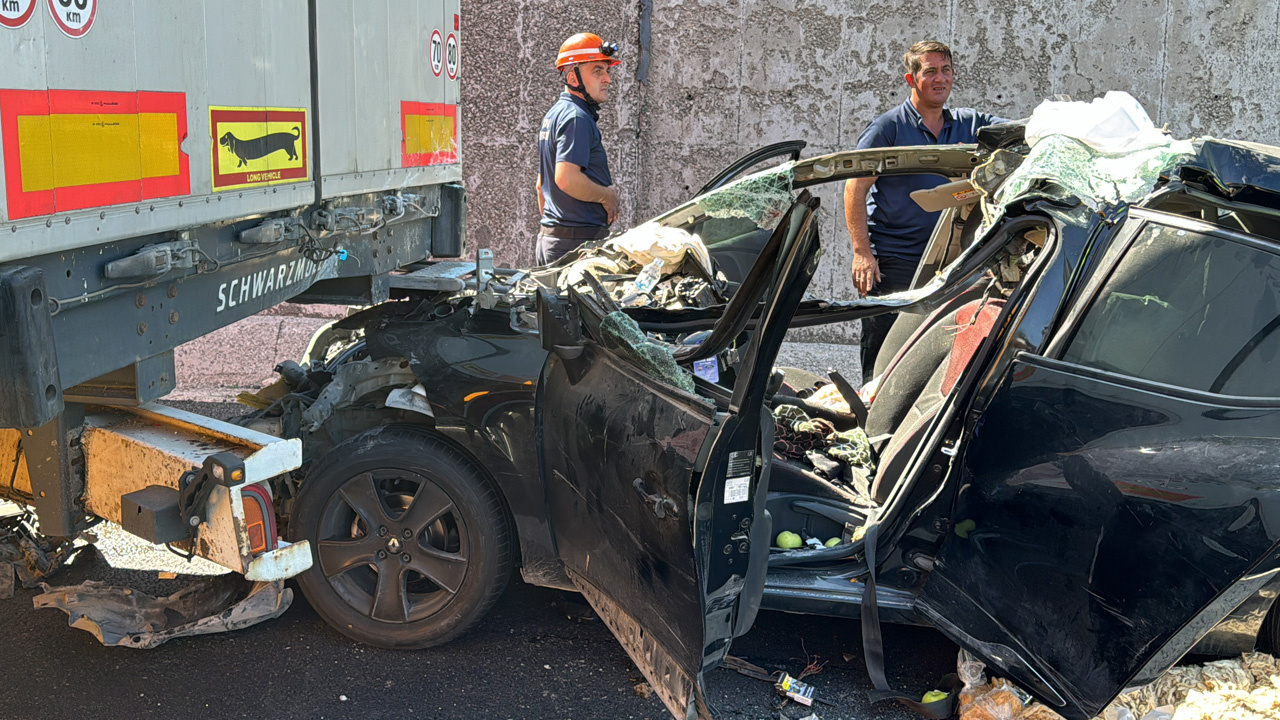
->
[[844, 177, 879, 295], [601, 185, 619, 225], [851, 250, 882, 295], [555, 161, 619, 225]]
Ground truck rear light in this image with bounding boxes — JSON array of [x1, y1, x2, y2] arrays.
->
[[240, 483, 278, 556]]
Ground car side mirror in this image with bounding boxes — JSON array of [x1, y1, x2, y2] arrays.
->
[[537, 288, 584, 361]]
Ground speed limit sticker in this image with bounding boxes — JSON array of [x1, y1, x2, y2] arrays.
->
[[445, 32, 458, 80], [0, 0, 37, 28], [47, 0, 96, 38], [429, 29, 443, 77]]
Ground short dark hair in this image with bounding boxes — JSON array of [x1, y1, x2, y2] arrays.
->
[[903, 41, 953, 76]]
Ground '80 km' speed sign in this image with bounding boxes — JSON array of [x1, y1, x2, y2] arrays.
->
[[445, 32, 458, 80], [47, 0, 96, 38], [429, 29, 443, 77]]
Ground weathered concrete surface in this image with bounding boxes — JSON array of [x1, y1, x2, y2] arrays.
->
[[171, 303, 345, 402], [461, 0, 1280, 345]]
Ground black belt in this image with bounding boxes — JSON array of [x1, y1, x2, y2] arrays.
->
[[540, 225, 609, 240]]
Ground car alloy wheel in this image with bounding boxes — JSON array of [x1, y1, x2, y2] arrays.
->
[[292, 426, 511, 648], [316, 468, 469, 623]]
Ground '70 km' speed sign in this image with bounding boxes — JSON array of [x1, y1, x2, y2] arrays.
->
[[429, 29, 443, 76]]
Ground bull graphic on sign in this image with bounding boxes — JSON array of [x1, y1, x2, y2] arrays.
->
[[219, 127, 301, 167]]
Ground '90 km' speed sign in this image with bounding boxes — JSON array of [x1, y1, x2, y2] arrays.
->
[[429, 29, 443, 77], [0, 0, 37, 29], [445, 32, 458, 80], [47, 0, 96, 38]]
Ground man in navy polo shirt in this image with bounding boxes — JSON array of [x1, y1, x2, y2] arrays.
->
[[535, 33, 622, 265], [844, 40, 1004, 380]]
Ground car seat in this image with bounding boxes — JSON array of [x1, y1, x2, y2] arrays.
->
[[867, 297, 1004, 503]]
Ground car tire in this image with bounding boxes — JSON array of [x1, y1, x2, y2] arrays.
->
[[291, 426, 512, 649], [1260, 597, 1280, 655]]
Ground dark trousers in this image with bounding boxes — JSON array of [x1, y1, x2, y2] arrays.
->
[[860, 254, 920, 384], [535, 233, 586, 266]]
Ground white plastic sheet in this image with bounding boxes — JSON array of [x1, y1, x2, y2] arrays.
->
[[1024, 91, 1170, 155]]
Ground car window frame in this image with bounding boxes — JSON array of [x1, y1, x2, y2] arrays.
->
[[1041, 206, 1280, 405]]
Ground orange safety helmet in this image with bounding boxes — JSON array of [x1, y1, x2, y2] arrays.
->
[[555, 33, 621, 69]]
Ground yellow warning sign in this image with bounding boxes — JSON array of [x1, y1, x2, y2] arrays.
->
[[209, 106, 308, 191]]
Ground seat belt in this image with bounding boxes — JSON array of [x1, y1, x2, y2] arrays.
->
[[827, 370, 868, 426], [860, 521, 961, 719]]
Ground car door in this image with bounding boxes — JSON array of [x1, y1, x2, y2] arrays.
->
[[537, 194, 822, 720], [917, 209, 1280, 719]]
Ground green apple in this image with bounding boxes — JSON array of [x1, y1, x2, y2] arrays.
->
[[776, 531, 802, 549], [824, 537, 840, 547]]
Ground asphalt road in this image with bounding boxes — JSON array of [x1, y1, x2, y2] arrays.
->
[[0, 401, 958, 720]]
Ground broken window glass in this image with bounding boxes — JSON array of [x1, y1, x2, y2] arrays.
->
[[598, 311, 698, 394], [989, 134, 1195, 221], [695, 162, 797, 231]]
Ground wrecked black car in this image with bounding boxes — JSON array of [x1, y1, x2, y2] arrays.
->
[[252, 124, 1280, 719]]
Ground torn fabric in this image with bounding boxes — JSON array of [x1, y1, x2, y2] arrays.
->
[[605, 223, 714, 279], [34, 575, 291, 648]]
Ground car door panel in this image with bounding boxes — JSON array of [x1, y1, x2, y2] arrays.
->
[[920, 356, 1280, 718], [538, 197, 822, 720], [541, 350, 714, 718]]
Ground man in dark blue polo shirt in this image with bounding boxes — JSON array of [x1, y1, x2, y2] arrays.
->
[[535, 32, 621, 265], [844, 40, 1004, 380]]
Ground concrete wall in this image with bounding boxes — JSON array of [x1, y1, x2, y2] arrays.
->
[[461, 0, 1279, 342]]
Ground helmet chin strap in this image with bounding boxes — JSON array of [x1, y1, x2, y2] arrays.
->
[[567, 66, 600, 110]]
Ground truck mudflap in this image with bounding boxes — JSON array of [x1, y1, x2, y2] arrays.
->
[[79, 403, 309, 581]]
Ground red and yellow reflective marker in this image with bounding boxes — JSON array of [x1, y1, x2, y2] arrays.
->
[[400, 101, 457, 168], [0, 89, 189, 220]]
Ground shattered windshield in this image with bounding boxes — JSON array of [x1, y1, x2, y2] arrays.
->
[[992, 134, 1194, 213], [693, 161, 797, 231], [517, 161, 799, 312]]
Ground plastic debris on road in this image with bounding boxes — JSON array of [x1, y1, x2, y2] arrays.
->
[[33, 575, 291, 648], [957, 649, 1280, 720]]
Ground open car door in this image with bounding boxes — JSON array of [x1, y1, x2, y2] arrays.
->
[[916, 210, 1280, 719], [536, 193, 823, 719]]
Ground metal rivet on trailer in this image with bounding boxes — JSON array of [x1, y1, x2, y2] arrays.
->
[[136, 294, 147, 308], [137, 322, 147, 335], [167, 285, 177, 299], [169, 311, 179, 324]]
